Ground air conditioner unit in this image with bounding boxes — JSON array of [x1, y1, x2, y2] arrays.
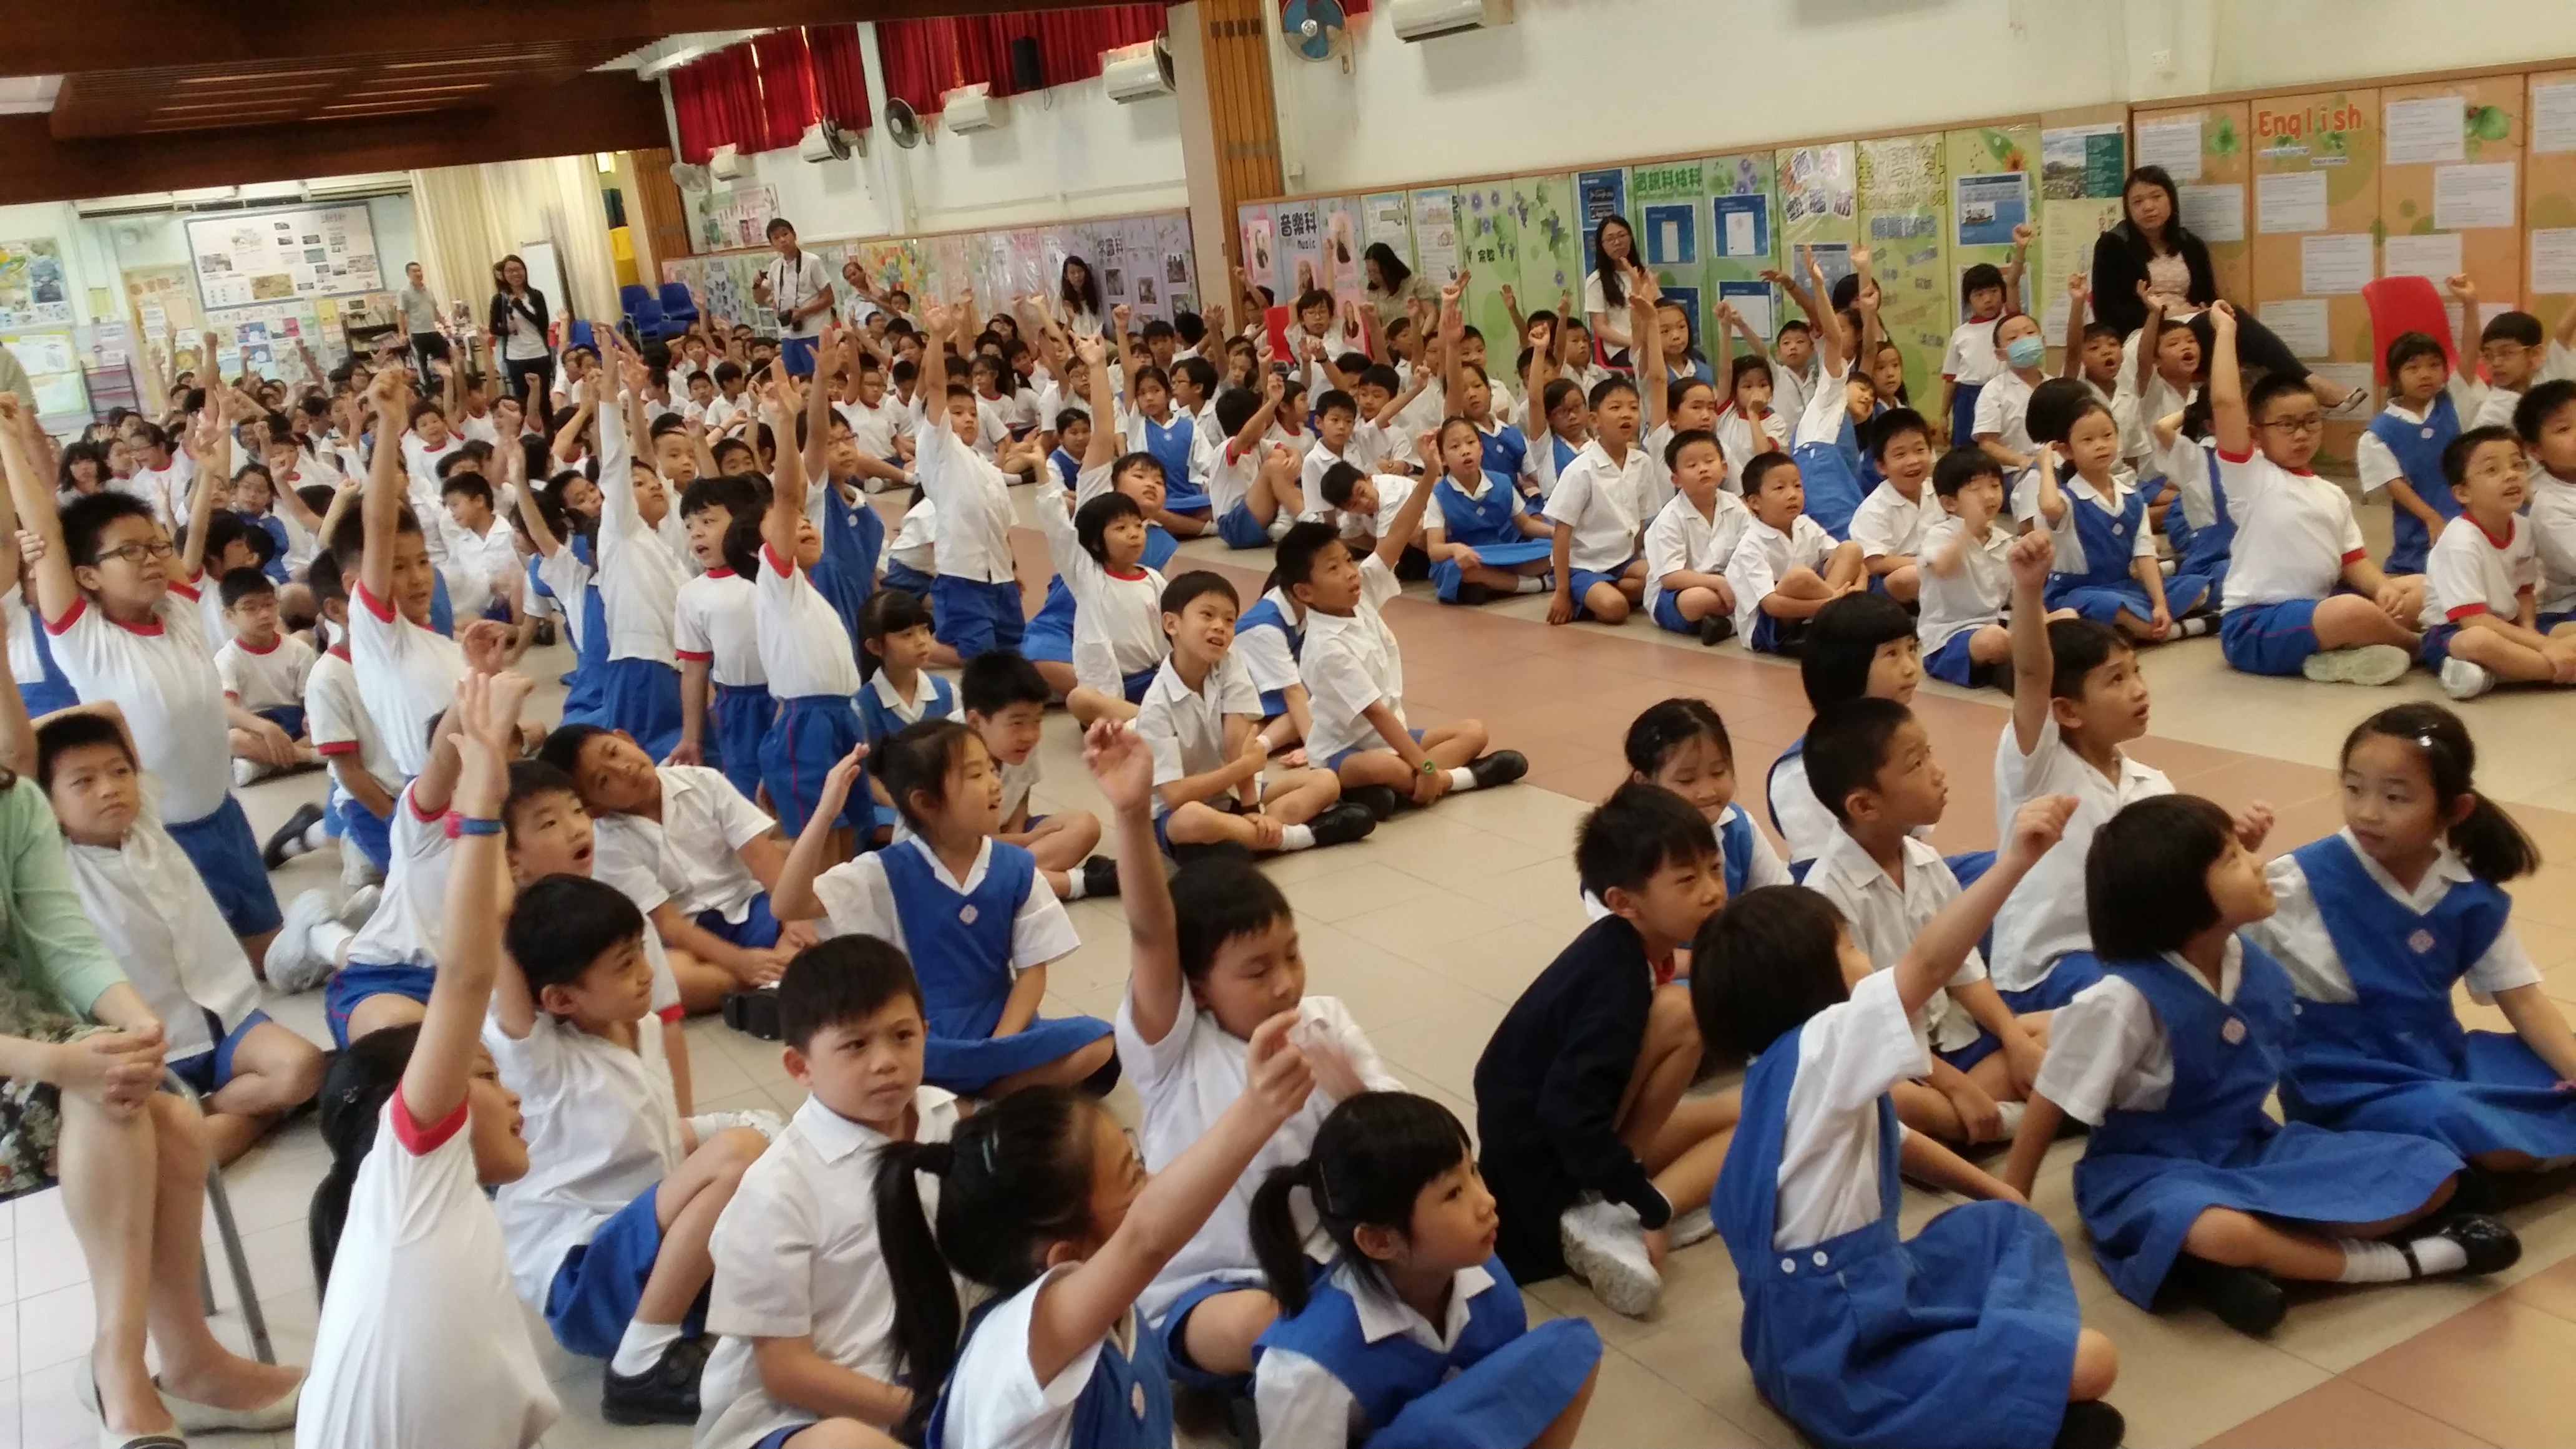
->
[[1102, 37, 1173, 103], [1388, 0, 1514, 42], [708, 145, 749, 181], [303, 171, 411, 201], [942, 83, 1008, 134]]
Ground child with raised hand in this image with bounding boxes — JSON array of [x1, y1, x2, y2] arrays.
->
[[2208, 301, 2424, 683], [1714, 348, 1789, 497], [1766, 592, 1925, 866], [2026, 393, 2213, 642], [1422, 412, 1556, 607], [746, 373, 871, 856], [2002, 794, 2519, 1340], [1642, 429, 1748, 645], [773, 725, 1115, 1099], [873, 1007, 1317, 1446], [1918, 449, 2022, 689], [695, 939, 957, 1449], [1248, 1091, 1604, 1449], [1206, 372, 1304, 549], [1139, 570, 1373, 858], [2254, 704, 2576, 1174], [591, 340, 692, 758], [670, 473, 770, 798], [1698, 794, 2122, 1449], [1042, 334, 1170, 726], [1476, 783, 1741, 1319], [2414, 426, 2576, 698], [956, 650, 1115, 901], [1782, 245, 1875, 539], [2359, 280, 2486, 577], [2467, 286, 2576, 430], [300, 671, 559, 1449], [917, 295, 1033, 660], [1724, 451, 1865, 653]]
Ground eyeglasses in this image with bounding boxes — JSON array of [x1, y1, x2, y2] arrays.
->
[[2261, 416, 2326, 436], [95, 540, 177, 565]]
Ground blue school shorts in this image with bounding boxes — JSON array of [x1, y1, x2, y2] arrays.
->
[[2219, 599, 2321, 676], [2539, 608, 2575, 634], [429, 570, 454, 637], [598, 656, 684, 763], [336, 796, 392, 873], [544, 1184, 705, 1358], [1153, 1272, 1271, 1393], [778, 334, 819, 378], [695, 893, 781, 951], [1121, 666, 1158, 705], [1923, 628, 1982, 686], [751, 1429, 816, 1449], [168, 1008, 272, 1096], [1566, 557, 1639, 618], [2419, 622, 2462, 668], [880, 560, 937, 598], [1934, 1025, 2005, 1073], [165, 796, 282, 938], [711, 682, 774, 801], [762, 695, 869, 836], [324, 962, 435, 1049], [931, 575, 1025, 658], [1747, 609, 1808, 656], [253, 705, 306, 741], [1649, 591, 1694, 634], [1325, 727, 1425, 773], [1216, 499, 1281, 549]]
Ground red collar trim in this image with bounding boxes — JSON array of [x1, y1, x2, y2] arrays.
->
[[2473, 514, 2517, 550], [1105, 565, 1150, 582], [705, 566, 738, 579], [109, 609, 164, 637], [235, 633, 281, 655], [329, 643, 351, 661]]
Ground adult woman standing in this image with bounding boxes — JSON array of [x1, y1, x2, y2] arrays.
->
[[1364, 242, 1436, 332], [1583, 214, 1647, 366], [486, 255, 554, 421], [2089, 166, 2361, 412]]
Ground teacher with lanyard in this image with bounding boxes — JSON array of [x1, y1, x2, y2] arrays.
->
[[751, 217, 833, 376]]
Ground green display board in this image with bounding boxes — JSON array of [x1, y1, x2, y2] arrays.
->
[[1858, 133, 1951, 407]]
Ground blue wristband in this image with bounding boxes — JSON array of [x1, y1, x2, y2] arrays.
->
[[451, 816, 504, 837]]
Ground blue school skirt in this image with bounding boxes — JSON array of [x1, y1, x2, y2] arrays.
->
[[166, 796, 282, 937], [880, 560, 937, 598], [711, 682, 773, 801], [1430, 539, 1552, 603], [1948, 382, 1984, 457], [761, 695, 868, 836], [544, 1186, 705, 1358], [1020, 578, 1075, 665], [598, 656, 683, 762]]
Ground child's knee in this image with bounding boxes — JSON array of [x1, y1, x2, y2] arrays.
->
[[1647, 983, 1700, 1055], [1585, 584, 1631, 622], [2069, 1327, 2119, 1401], [704, 1125, 769, 1181], [147, 1091, 211, 1166], [2181, 1206, 2261, 1262]]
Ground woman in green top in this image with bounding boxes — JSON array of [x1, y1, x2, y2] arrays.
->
[[0, 650, 305, 1445]]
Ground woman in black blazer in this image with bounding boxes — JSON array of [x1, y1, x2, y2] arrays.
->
[[487, 254, 554, 421], [2089, 166, 2363, 411]]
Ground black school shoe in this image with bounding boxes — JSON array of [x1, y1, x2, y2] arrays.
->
[[2159, 1254, 2286, 1337], [2420, 1212, 2521, 1276], [2052, 1400, 2125, 1449], [1348, 784, 1403, 821], [1697, 612, 1735, 646], [261, 801, 326, 870], [1080, 855, 1122, 899], [723, 987, 781, 1041], [601, 1334, 711, 1425], [1308, 801, 1377, 847], [1466, 750, 1529, 790], [1450, 581, 1493, 606]]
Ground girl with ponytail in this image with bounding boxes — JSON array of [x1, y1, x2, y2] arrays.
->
[[2252, 701, 2576, 1173], [1244, 1091, 1601, 1448]]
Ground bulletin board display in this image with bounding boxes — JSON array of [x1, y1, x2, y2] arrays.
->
[[1858, 134, 1949, 409], [186, 205, 385, 313], [2131, 101, 2255, 307], [2037, 109, 2130, 357], [2247, 87, 2381, 464], [2527, 71, 2576, 340], [0, 239, 75, 332], [2378, 79, 2524, 363]]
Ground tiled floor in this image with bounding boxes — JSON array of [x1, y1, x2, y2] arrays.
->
[[14, 485, 2576, 1448]]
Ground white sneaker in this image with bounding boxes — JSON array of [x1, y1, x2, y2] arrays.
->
[[1558, 1198, 1662, 1317], [2302, 644, 2413, 686], [336, 883, 383, 929], [1668, 1206, 1716, 1249], [2439, 656, 2496, 701], [265, 889, 343, 993], [232, 757, 261, 788]]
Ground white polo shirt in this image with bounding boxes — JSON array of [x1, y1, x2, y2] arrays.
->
[[697, 1090, 962, 1449], [1136, 653, 1262, 817], [1543, 438, 1648, 573], [2217, 446, 2366, 612], [347, 581, 466, 779], [886, 495, 937, 575], [2535, 472, 2576, 617], [1204, 439, 1261, 517], [673, 568, 766, 688], [1772, 968, 1924, 1250], [836, 395, 912, 462], [2036, 939, 2243, 1123], [306, 645, 399, 804], [753, 543, 862, 700], [1035, 466, 1168, 695], [443, 516, 522, 620], [1642, 490, 1750, 618], [809, 836, 1079, 968], [915, 421, 1019, 585], [215, 631, 316, 715], [1943, 318, 2006, 387], [1850, 479, 1933, 562], [485, 1005, 684, 1304], [1971, 369, 2037, 458], [45, 582, 232, 824], [1714, 406, 1789, 497], [1297, 554, 1406, 766], [1724, 514, 1836, 642], [594, 409, 687, 663], [592, 766, 775, 927], [1988, 715, 2174, 994], [64, 794, 262, 1063], [2420, 512, 2538, 628], [345, 785, 453, 969], [1802, 829, 1989, 1055], [938, 1265, 1140, 1449], [1916, 514, 2014, 656], [760, 250, 835, 341]]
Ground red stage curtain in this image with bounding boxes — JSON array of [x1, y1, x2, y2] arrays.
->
[[670, 43, 767, 163], [749, 29, 816, 151], [879, 4, 1167, 111], [806, 24, 872, 130]]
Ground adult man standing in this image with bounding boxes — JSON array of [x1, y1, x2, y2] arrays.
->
[[399, 261, 447, 363]]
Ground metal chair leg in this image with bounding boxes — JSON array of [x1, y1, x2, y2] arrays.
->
[[162, 1071, 274, 1364]]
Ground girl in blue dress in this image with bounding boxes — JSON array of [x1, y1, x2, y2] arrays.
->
[[1247, 1091, 1602, 1449], [2025, 396, 2211, 640], [1420, 417, 1554, 606], [1694, 794, 2124, 1449], [874, 1012, 1319, 1448], [2256, 703, 2576, 1172], [2003, 793, 2520, 1339]]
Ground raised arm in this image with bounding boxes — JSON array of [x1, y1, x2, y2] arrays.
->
[[1895, 794, 2070, 1019], [802, 323, 842, 486], [769, 746, 866, 923], [2059, 272, 2089, 381], [359, 367, 414, 605], [2004, 223, 2033, 315], [1635, 280, 1666, 427], [1801, 248, 1846, 378], [1079, 334, 1118, 469], [404, 671, 532, 1128], [2206, 301, 2249, 459], [760, 362, 809, 566], [2004, 528, 2057, 755], [1086, 721, 1183, 1042], [175, 406, 228, 585], [1369, 461, 1435, 573]]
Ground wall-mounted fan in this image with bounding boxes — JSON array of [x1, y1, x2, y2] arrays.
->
[[1283, 0, 1346, 61], [886, 98, 924, 149]]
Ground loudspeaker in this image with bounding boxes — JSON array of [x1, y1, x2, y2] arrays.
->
[[1010, 36, 1042, 92]]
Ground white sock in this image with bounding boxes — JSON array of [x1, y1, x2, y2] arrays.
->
[[1515, 575, 1547, 594], [310, 920, 354, 965], [302, 818, 333, 851], [2400, 1231, 2468, 1276], [1063, 871, 1088, 900], [1448, 767, 1479, 793], [2175, 614, 2213, 638], [2333, 1238, 2419, 1283], [1278, 824, 1315, 851], [608, 1318, 683, 1377]]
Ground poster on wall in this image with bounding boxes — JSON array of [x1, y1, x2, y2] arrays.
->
[[1239, 208, 1277, 298], [1272, 202, 1326, 301], [690, 186, 781, 251], [1953, 172, 2029, 247], [1712, 194, 1770, 259], [1576, 168, 1629, 269], [124, 265, 199, 338], [1455, 180, 1520, 352], [2041, 124, 2129, 200], [1362, 192, 1411, 270], [1631, 160, 1705, 288], [185, 205, 383, 313], [1315, 196, 1364, 306], [0, 240, 74, 331], [4, 330, 87, 416], [1780, 145, 1856, 228], [1409, 189, 1460, 283], [1858, 134, 1949, 398]]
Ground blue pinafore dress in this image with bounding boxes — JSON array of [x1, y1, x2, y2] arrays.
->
[[2071, 941, 2464, 1308], [882, 839, 1111, 1093], [1715, 1023, 2081, 1449], [1478, 421, 1528, 484], [810, 477, 886, 642], [1234, 594, 1305, 720], [2369, 393, 2462, 575], [928, 1294, 1173, 1449], [2160, 437, 2235, 607], [2043, 475, 2212, 624], [539, 536, 613, 728], [1252, 1257, 1601, 1449], [1138, 412, 1206, 514], [1790, 411, 1865, 540], [1427, 470, 1552, 602], [2281, 834, 2576, 1160]]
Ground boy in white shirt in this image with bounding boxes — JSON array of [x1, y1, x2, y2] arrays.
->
[[42, 710, 324, 1163], [695, 940, 960, 1449], [1971, 314, 2046, 474], [213, 567, 321, 786], [1207, 375, 1304, 550], [2416, 425, 2576, 700], [346, 369, 477, 783], [440, 471, 524, 623], [1297, 390, 1386, 503], [957, 650, 1114, 901], [1641, 428, 1747, 645], [286, 554, 398, 889], [1544, 377, 1652, 624], [487, 874, 770, 1424], [2467, 300, 2576, 431], [917, 305, 1032, 658], [2512, 379, 2576, 632], [1917, 450, 2024, 688], [1724, 452, 1865, 652], [1849, 407, 1936, 604]]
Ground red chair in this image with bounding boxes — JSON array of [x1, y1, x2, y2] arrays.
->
[[2360, 274, 2466, 384]]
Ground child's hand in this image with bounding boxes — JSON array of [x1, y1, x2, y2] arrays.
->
[[2233, 801, 2276, 851], [1409, 761, 1450, 808], [1498, 283, 1518, 309], [1290, 1015, 1368, 1102], [2446, 272, 2478, 303], [15, 531, 44, 567], [1113, 303, 1134, 335], [1545, 583, 1574, 625], [1242, 1009, 1317, 1124], [1852, 243, 1873, 271], [2207, 299, 2238, 334], [1944, 1078, 2004, 1143], [2067, 270, 2088, 299], [814, 743, 869, 819], [2005, 524, 2054, 587], [2011, 222, 2036, 250], [1757, 267, 1792, 288], [1245, 811, 1285, 851], [1081, 718, 1155, 813], [2147, 602, 2172, 640], [2003, 1028, 2044, 1100], [922, 301, 953, 337], [1075, 333, 1108, 369], [459, 618, 514, 675], [2004, 793, 2076, 865]]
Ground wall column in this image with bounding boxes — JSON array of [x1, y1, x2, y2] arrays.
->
[[1181, 0, 1282, 314], [857, 22, 918, 236]]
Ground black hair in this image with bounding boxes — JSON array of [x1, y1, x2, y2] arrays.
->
[[1364, 242, 1413, 295], [1575, 781, 1719, 900], [1295, 287, 1334, 318], [1170, 856, 1295, 982], [1664, 376, 1715, 420], [533, 722, 609, 782], [504, 874, 647, 995], [2046, 617, 2130, 701], [1740, 450, 1797, 497], [217, 566, 275, 610], [720, 512, 763, 582], [777, 935, 927, 1050], [2441, 424, 2522, 489], [309, 1022, 424, 1292], [59, 492, 159, 569], [2342, 702, 2539, 884], [1175, 311, 1208, 347], [2022, 376, 2099, 452], [1729, 353, 1774, 391], [326, 497, 423, 569], [2245, 368, 2318, 424], [1055, 407, 1091, 437], [858, 587, 935, 680], [1159, 568, 1238, 621], [1073, 490, 1144, 565], [1797, 592, 1916, 711], [873, 1086, 1105, 1442], [2385, 329, 2447, 381], [876, 718, 980, 829], [681, 472, 762, 523], [1357, 363, 1402, 396], [2482, 310, 2545, 349], [960, 648, 1051, 716], [1539, 378, 1584, 422], [2086, 794, 2237, 959], [439, 472, 494, 510], [1959, 262, 2007, 306], [501, 759, 582, 837], [1868, 406, 1931, 462], [2119, 165, 2185, 255], [1249, 1091, 1473, 1314], [1129, 363, 1169, 399], [1059, 254, 1104, 320], [1140, 318, 1176, 344], [1317, 462, 1365, 510], [35, 711, 132, 791], [1588, 374, 1639, 411], [1690, 884, 1853, 1061], [1214, 386, 1267, 437], [1933, 446, 2005, 499], [1802, 697, 1916, 824], [1173, 356, 1218, 398], [305, 549, 347, 607], [712, 361, 744, 386], [1776, 318, 1813, 341], [1314, 389, 1358, 422], [1272, 519, 1343, 591], [2082, 321, 2122, 348], [2517, 378, 2576, 443], [1622, 696, 1734, 781], [1592, 215, 1635, 310]]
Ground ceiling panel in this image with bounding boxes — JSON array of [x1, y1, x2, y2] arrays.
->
[[48, 39, 640, 139]]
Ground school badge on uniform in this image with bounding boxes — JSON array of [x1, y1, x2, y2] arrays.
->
[[2409, 929, 2436, 954], [959, 904, 980, 925], [2221, 1016, 2247, 1045]]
